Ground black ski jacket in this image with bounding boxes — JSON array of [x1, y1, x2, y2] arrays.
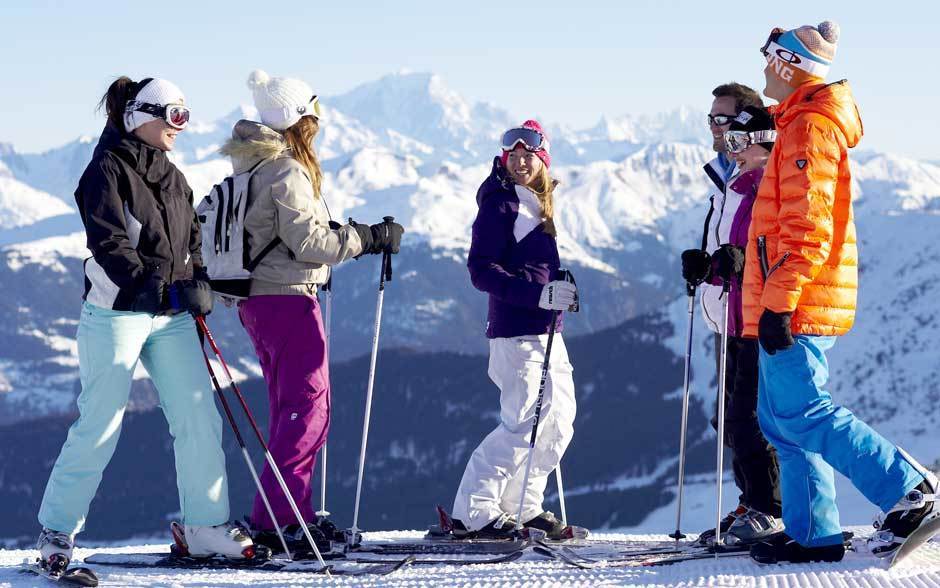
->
[[75, 124, 202, 310]]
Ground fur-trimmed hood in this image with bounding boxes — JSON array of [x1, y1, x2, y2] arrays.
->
[[220, 120, 290, 173]]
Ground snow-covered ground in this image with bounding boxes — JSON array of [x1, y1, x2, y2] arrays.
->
[[2, 529, 939, 587]]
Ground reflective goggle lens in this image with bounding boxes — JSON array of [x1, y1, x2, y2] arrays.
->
[[760, 28, 784, 58], [501, 127, 544, 151], [166, 105, 190, 129], [708, 114, 735, 126], [311, 95, 321, 118], [724, 131, 751, 154]]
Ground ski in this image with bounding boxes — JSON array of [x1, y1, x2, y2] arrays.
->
[[83, 551, 414, 576], [20, 561, 99, 587], [350, 550, 525, 566], [533, 541, 594, 569], [640, 549, 752, 567], [353, 537, 530, 555], [890, 514, 940, 568]]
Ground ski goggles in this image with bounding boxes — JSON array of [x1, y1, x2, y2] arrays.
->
[[707, 113, 737, 127], [723, 130, 777, 154], [127, 101, 191, 130], [501, 127, 546, 152], [759, 28, 785, 59]]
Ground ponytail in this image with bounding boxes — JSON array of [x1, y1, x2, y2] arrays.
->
[[97, 76, 145, 133]]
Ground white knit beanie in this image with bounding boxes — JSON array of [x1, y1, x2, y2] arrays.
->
[[247, 70, 318, 131], [124, 78, 186, 133]]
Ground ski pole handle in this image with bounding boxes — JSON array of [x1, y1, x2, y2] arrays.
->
[[381, 216, 395, 283]]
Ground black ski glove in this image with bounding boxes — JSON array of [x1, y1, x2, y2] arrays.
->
[[681, 249, 711, 285], [758, 309, 794, 355], [712, 244, 746, 283], [168, 279, 214, 317], [351, 218, 405, 256], [131, 274, 166, 314]]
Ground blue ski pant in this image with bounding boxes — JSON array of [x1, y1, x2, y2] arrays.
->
[[38, 303, 229, 536], [757, 335, 925, 547]]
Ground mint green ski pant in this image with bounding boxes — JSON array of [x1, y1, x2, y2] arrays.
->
[[38, 302, 229, 536]]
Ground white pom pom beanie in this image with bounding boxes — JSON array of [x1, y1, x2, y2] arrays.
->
[[247, 69, 318, 131], [124, 78, 186, 133]]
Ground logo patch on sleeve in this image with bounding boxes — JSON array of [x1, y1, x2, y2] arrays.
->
[[796, 159, 808, 169]]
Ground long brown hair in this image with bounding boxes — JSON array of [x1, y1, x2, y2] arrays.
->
[[526, 165, 558, 237], [282, 116, 323, 198], [97, 76, 146, 133]]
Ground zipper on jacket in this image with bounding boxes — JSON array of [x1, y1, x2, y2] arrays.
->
[[757, 235, 790, 281], [757, 236, 769, 281]]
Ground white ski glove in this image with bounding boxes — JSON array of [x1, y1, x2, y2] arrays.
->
[[538, 280, 578, 311]]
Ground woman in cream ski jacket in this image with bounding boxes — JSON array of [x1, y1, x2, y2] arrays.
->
[[222, 70, 403, 552]]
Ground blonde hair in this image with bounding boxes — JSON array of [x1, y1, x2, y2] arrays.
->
[[525, 165, 558, 237], [282, 116, 323, 198]]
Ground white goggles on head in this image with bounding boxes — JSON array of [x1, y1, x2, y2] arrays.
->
[[724, 130, 777, 154]]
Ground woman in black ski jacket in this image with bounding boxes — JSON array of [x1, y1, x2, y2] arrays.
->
[[36, 76, 255, 568]]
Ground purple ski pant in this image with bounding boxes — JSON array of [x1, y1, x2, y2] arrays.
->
[[238, 295, 330, 530]]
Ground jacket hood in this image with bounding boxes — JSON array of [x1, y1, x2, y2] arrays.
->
[[220, 120, 290, 173], [773, 80, 863, 148]]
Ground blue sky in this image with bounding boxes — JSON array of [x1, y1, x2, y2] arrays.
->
[[2, 0, 938, 159]]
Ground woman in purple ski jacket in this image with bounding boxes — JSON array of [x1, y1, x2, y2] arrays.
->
[[451, 120, 580, 540]]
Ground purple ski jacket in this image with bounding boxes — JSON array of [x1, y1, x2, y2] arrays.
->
[[702, 167, 763, 338], [468, 158, 563, 339]]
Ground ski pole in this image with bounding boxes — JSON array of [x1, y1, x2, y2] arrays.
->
[[199, 346, 292, 561], [714, 280, 732, 556], [670, 282, 696, 543], [317, 274, 332, 519], [195, 316, 330, 575], [515, 309, 559, 529], [349, 216, 395, 544], [555, 465, 568, 527]]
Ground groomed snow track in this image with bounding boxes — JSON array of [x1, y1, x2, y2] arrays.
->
[[2, 530, 939, 587]]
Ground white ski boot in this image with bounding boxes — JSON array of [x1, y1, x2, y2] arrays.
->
[[175, 521, 256, 559], [37, 528, 74, 572]]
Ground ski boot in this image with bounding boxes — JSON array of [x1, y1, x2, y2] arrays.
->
[[523, 511, 589, 541], [750, 532, 845, 564], [694, 504, 746, 546], [723, 508, 784, 546], [254, 523, 332, 558], [37, 528, 74, 573], [869, 472, 940, 558], [315, 515, 347, 544], [172, 521, 261, 560], [453, 512, 522, 540]]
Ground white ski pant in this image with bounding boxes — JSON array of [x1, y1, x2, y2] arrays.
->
[[452, 334, 575, 531]]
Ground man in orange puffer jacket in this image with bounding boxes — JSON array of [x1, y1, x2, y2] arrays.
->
[[744, 21, 939, 565]]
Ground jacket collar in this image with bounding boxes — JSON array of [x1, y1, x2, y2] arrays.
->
[[96, 123, 175, 187]]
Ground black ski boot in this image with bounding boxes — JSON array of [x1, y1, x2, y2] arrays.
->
[[253, 523, 332, 557], [523, 511, 589, 540], [694, 505, 746, 546], [315, 515, 347, 544], [452, 513, 520, 540], [750, 532, 845, 564], [869, 473, 939, 558]]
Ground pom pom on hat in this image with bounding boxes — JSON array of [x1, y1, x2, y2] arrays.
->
[[247, 69, 271, 90], [247, 69, 318, 131], [817, 20, 840, 44]]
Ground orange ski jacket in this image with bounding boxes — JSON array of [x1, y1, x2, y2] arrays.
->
[[742, 80, 863, 338]]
